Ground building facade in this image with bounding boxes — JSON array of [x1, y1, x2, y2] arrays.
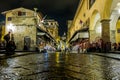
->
[[2, 7, 43, 50], [68, 0, 120, 44], [43, 19, 59, 42]]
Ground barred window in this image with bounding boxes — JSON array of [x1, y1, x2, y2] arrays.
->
[[7, 17, 12, 21], [18, 11, 26, 16]]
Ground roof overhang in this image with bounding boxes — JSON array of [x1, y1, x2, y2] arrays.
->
[[69, 27, 89, 43]]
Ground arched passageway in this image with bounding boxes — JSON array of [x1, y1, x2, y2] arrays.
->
[[110, 0, 120, 43], [90, 10, 101, 42]]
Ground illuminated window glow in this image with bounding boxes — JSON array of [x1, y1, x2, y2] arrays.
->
[[6, 23, 16, 33]]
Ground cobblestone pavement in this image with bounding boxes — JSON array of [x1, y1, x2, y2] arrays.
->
[[0, 52, 120, 80]]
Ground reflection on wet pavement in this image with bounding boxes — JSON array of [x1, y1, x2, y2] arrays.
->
[[0, 52, 120, 80]]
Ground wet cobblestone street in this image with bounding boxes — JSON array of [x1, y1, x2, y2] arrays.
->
[[0, 52, 120, 80]]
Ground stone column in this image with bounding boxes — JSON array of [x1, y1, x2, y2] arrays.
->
[[101, 19, 111, 52], [110, 30, 116, 43], [89, 30, 96, 43], [101, 19, 110, 43]]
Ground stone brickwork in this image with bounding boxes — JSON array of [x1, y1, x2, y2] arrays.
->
[[3, 8, 37, 50]]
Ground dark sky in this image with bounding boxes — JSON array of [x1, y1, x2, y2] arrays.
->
[[0, 0, 80, 36]]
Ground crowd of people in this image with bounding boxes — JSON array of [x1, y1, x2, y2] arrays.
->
[[36, 38, 120, 53], [1, 32, 120, 54], [36, 41, 56, 53], [0, 31, 16, 54], [112, 42, 120, 51], [71, 38, 120, 53]]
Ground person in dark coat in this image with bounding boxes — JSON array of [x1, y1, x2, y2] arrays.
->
[[4, 32, 11, 44], [6, 40, 16, 52], [118, 43, 120, 51]]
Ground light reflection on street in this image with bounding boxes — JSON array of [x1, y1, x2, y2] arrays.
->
[[56, 52, 60, 63], [43, 52, 49, 69], [0, 52, 120, 79]]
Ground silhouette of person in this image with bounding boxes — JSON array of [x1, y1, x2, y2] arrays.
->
[[4, 32, 11, 45]]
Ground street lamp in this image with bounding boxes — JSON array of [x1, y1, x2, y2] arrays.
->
[[34, 8, 38, 17]]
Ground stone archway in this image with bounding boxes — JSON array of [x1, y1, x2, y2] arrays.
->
[[89, 10, 101, 42], [110, 0, 120, 43], [116, 19, 120, 43]]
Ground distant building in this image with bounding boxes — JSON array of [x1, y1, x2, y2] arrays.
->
[[61, 32, 66, 41], [67, 20, 72, 42], [2, 7, 43, 50], [67, 20, 72, 29], [43, 19, 59, 42]]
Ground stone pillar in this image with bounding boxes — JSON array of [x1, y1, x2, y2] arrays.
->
[[89, 30, 96, 43], [101, 19, 111, 52], [101, 19, 110, 43], [110, 30, 116, 43]]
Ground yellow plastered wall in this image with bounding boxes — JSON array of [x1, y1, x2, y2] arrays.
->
[[5, 12, 13, 34], [74, 0, 88, 31], [69, 0, 88, 40], [4, 8, 37, 50], [68, 0, 113, 42], [116, 20, 120, 43], [1, 25, 5, 41]]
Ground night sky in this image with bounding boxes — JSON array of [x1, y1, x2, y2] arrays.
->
[[0, 0, 80, 36]]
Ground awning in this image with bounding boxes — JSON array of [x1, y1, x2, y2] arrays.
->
[[71, 33, 79, 42], [77, 32, 89, 38], [37, 26, 56, 43], [37, 32, 45, 36], [69, 27, 89, 43]]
